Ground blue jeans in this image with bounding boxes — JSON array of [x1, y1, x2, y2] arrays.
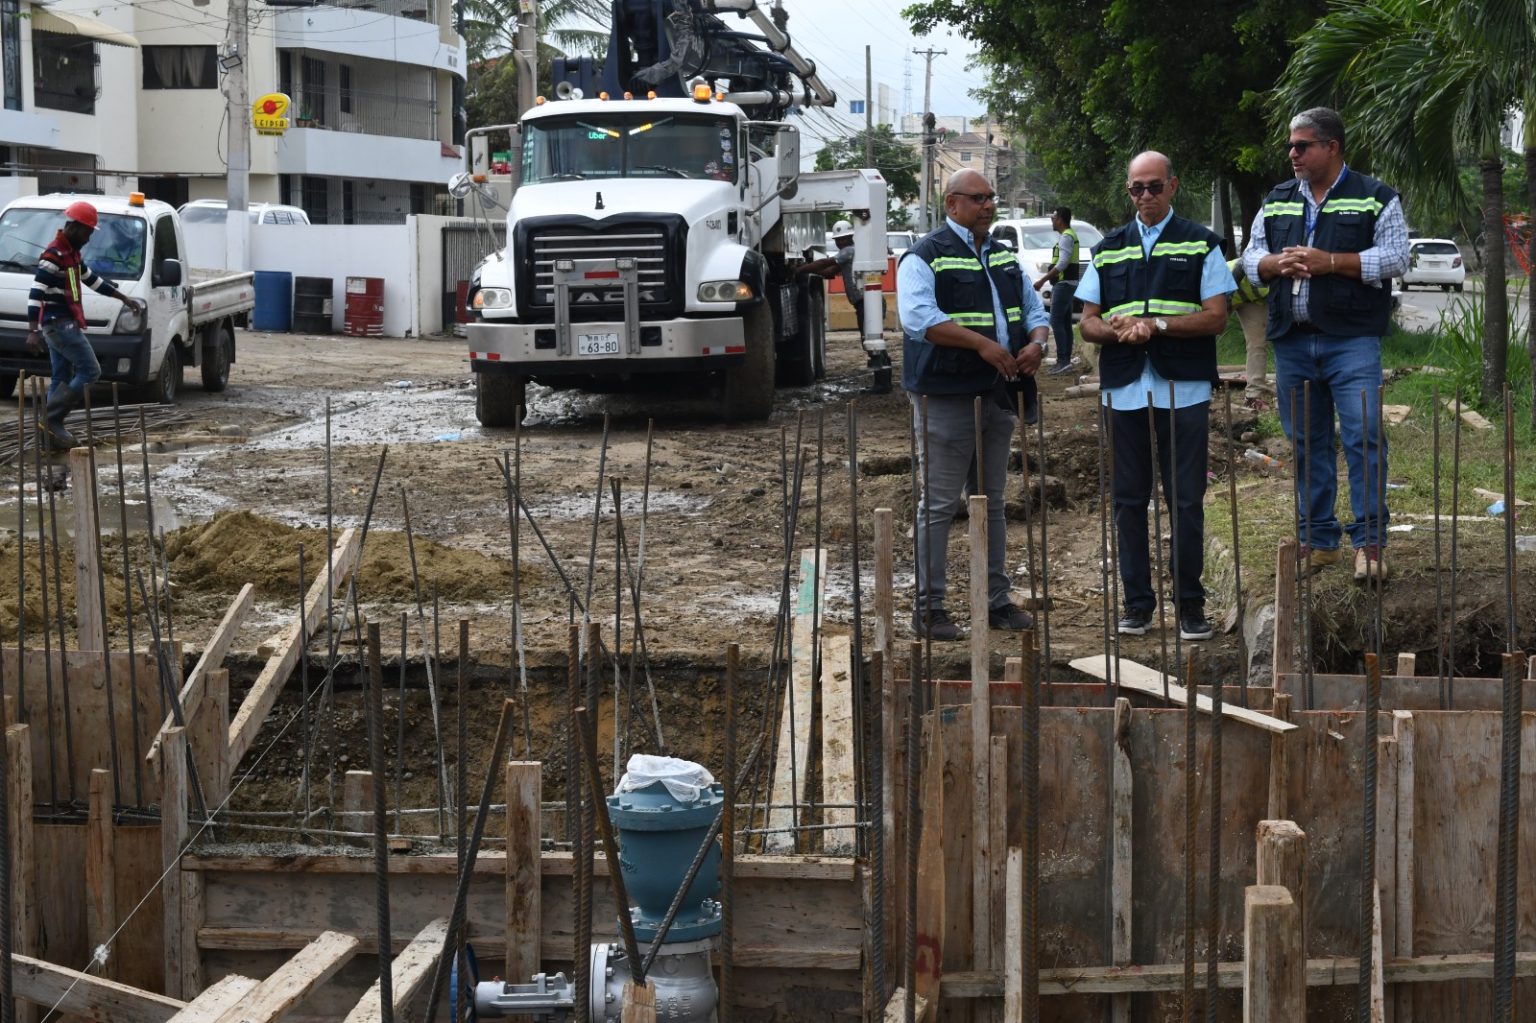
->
[[40, 319, 100, 398], [911, 392, 1015, 615], [1050, 281, 1075, 364], [1273, 329, 1389, 550]]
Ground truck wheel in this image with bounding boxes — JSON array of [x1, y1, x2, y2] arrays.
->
[[780, 284, 818, 386], [142, 343, 182, 405], [476, 370, 527, 427], [201, 325, 232, 392], [721, 301, 776, 421]]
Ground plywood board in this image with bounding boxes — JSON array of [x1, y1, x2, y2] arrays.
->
[[820, 635, 856, 853], [766, 548, 825, 853]]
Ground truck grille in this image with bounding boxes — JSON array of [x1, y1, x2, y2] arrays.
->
[[528, 224, 671, 312]]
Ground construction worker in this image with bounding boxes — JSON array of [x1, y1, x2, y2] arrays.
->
[[1034, 207, 1081, 375], [1228, 257, 1273, 408], [797, 219, 892, 392], [1077, 151, 1234, 642], [26, 201, 143, 449], [899, 169, 1048, 641]]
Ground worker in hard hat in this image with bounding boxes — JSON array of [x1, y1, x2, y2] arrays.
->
[[797, 219, 891, 389], [26, 201, 143, 449]]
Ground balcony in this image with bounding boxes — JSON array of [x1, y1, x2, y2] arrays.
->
[[273, 6, 464, 77], [290, 84, 437, 140]]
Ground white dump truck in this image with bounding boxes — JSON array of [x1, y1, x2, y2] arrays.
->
[[0, 192, 256, 403], [460, 0, 888, 424]]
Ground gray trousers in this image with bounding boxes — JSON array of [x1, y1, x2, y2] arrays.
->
[[911, 392, 1015, 615]]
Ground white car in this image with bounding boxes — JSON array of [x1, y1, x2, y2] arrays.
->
[[178, 199, 312, 226], [989, 217, 1104, 309], [1401, 238, 1465, 291], [886, 230, 916, 257]]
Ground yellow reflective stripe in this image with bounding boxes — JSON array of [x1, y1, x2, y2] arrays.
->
[[1005, 306, 1023, 322], [988, 251, 1018, 267], [1105, 301, 1144, 318], [948, 311, 995, 326], [68, 266, 79, 301], [930, 256, 984, 272], [1093, 246, 1142, 267], [1149, 241, 1209, 258], [1263, 202, 1304, 217], [1321, 198, 1384, 214], [1146, 299, 1202, 314]]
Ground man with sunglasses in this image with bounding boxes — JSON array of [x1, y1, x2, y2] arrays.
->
[[899, 169, 1050, 641], [1242, 107, 1409, 584], [1077, 151, 1234, 642]]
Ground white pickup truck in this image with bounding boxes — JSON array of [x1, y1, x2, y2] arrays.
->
[[0, 192, 255, 403]]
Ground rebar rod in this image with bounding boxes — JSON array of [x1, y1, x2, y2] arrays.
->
[[721, 642, 738, 1021], [1015, 393, 1042, 676], [612, 478, 623, 778], [299, 545, 312, 830], [1448, 395, 1462, 707], [45, 380, 74, 802], [400, 487, 450, 841], [608, 479, 664, 752], [1300, 383, 1315, 708], [1035, 396, 1053, 695], [807, 409, 826, 845], [1502, 386, 1518, 652], [1221, 388, 1248, 709], [1433, 386, 1446, 709], [0, 644, 13, 1023], [580, 415, 611, 648], [510, 421, 532, 758], [573, 705, 647, 984], [1205, 645, 1223, 1018], [1370, 387, 1385, 654], [13, 377, 24, 704], [27, 379, 58, 806], [904, 640, 921, 1023], [1021, 627, 1040, 1023], [395, 613, 407, 834], [133, 570, 210, 826], [567, 623, 587, 1009], [364, 623, 394, 1023], [1182, 647, 1197, 1022], [1097, 402, 1114, 703], [1146, 395, 1170, 699], [81, 388, 125, 806], [1493, 650, 1524, 1020], [457, 619, 469, 861], [1167, 383, 1183, 691], [1357, 651, 1380, 1019], [1106, 407, 1121, 694], [848, 402, 883, 999], [109, 385, 145, 806]]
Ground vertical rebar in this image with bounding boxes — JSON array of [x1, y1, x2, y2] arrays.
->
[[1105, 406, 1121, 694], [1301, 382, 1315, 708], [299, 545, 312, 830], [904, 639, 921, 1023], [1493, 651, 1524, 1021], [27, 378, 58, 806], [1433, 386, 1446, 709], [848, 401, 882, 999], [1034, 397, 1053, 694], [1358, 651, 1380, 1019], [81, 388, 125, 806], [1146, 395, 1170, 699], [396, 612, 407, 834], [1448, 395, 1462, 706], [0, 641, 12, 1023], [1182, 647, 1197, 1022], [511, 417, 532, 759], [580, 414, 611, 650], [1222, 387, 1248, 708], [612, 478, 624, 778], [1097, 402, 1114, 702], [1021, 628, 1040, 1023], [44, 380, 74, 802], [1205, 645, 1223, 1018], [110, 385, 144, 806], [721, 642, 738, 1022], [1015, 394, 1040, 660], [14, 375, 25, 699], [1167, 383, 1183, 684], [1502, 386, 1517, 652], [400, 487, 449, 841], [457, 619, 469, 860], [810, 407, 826, 810], [363, 623, 393, 1023]]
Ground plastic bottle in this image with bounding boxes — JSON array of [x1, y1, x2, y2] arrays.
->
[[1243, 448, 1283, 469]]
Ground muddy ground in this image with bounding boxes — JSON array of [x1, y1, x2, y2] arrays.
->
[[2, 325, 1531, 825]]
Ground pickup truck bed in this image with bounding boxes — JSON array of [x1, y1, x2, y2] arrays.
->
[[188, 270, 255, 326]]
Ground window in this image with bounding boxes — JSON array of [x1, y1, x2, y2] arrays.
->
[[151, 214, 179, 281], [300, 56, 326, 125], [32, 33, 96, 114], [143, 45, 216, 89], [338, 64, 351, 114], [301, 175, 328, 224], [341, 180, 355, 225], [2, 0, 21, 111], [959, 150, 972, 162]]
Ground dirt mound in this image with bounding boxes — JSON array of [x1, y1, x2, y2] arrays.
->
[[164, 510, 521, 603]]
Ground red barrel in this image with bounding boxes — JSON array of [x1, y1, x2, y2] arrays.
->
[[344, 276, 384, 337]]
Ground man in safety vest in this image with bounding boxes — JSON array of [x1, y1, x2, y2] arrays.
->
[[1034, 207, 1081, 375]]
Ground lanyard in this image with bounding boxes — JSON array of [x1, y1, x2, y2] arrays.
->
[[1303, 165, 1347, 243]]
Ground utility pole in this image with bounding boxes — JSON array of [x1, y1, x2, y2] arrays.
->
[[913, 46, 944, 232], [864, 45, 873, 169], [514, 0, 539, 116], [224, 0, 250, 270]]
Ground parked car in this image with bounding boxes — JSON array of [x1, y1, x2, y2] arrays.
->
[[178, 199, 311, 226], [989, 217, 1104, 309], [886, 230, 916, 257], [1401, 238, 1465, 291]]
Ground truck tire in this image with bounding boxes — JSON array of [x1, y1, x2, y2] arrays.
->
[[476, 370, 527, 427], [721, 301, 776, 421], [142, 343, 182, 405], [780, 282, 827, 386], [201, 324, 232, 392]]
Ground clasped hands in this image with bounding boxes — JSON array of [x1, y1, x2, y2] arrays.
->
[[1106, 315, 1156, 346], [978, 336, 1045, 380], [1273, 245, 1331, 280]]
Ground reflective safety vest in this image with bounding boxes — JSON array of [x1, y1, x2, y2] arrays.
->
[[901, 222, 1031, 396], [1052, 226, 1080, 282], [1228, 257, 1268, 306], [1091, 214, 1222, 389]]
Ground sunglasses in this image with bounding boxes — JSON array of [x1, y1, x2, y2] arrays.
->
[[1127, 181, 1166, 198], [950, 191, 998, 205], [1287, 139, 1330, 156]]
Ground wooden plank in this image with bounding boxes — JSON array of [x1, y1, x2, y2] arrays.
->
[[1371, 885, 1385, 1022], [87, 768, 116, 981], [1273, 538, 1297, 690], [228, 528, 360, 766], [913, 717, 944, 1017], [166, 975, 259, 1023], [210, 931, 360, 1023], [765, 547, 824, 852], [185, 850, 856, 881], [342, 770, 371, 835], [1110, 698, 1132, 1023], [203, 668, 231, 807], [1393, 712, 1415, 1023], [1443, 397, 1492, 431], [13, 953, 187, 1023], [147, 584, 254, 768], [7, 724, 35, 1023], [987, 736, 1008, 1023], [1245, 885, 1304, 1021], [181, 853, 205, 999], [1395, 653, 1417, 677], [1002, 847, 1022, 1022], [161, 726, 189, 999], [967, 494, 992, 973], [820, 635, 857, 852], [1266, 694, 1292, 820], [505, 761, 541, 994], [1069, 655, 1296, 733], [68, 448, 104, 652], [1255, 820, 1305, 952], [341, 917, 448, 1023]]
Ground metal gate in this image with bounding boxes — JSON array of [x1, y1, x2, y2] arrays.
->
[[442, 221, 507, 335]]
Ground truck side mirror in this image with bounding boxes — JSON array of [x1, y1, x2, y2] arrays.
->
[[156, 258, 182, 287]]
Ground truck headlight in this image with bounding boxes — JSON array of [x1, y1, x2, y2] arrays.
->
[[473, 288, 513, 310], [697, 280, 753, 302], [113, 305, 144, 333]]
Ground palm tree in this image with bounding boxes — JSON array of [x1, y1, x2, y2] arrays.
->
[[463, 0, 610, 127], [1274, 0, 1534, 404]]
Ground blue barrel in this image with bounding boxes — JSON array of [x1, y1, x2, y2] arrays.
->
[[252, 270, 293, 332]]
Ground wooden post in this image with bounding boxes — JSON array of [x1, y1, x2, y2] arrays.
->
[[1266, 694, 1292, 821], [1243, 885, 1303, 1022], [160, 726, 188, 999], [820, 635, 857, 852], [1371, 886, 1385, 1022], [505, 761, 541, 1010], [988, 735, 1008, 990], [1272, 538, 1297, 691], [1110, 698, 1133, 1023], [1255, 820, 1305, 955], [342, 771, 372, 836], [1003, 846, 1023, 1022], [968, 494, 992, 972], [1393, 711, 1415, 1023], [874, 507, 897, 967], [913, 718, 944, 1019], [6, 725, 34, 1023], [189, 669, 231, 810], [86, 769, 116, 982], [68, 449, 103, 652]]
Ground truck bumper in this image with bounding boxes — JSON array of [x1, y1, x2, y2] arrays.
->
[[467, 316, 745, 378], [0, 328, 153, 383]]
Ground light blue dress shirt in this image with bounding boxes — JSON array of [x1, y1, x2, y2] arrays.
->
[[1075, 208, 1236, 411], [897, 217, 1051, 343]]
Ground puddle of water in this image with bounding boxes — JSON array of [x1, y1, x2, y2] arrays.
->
[[524, 489, 712, 521], [0, 483, 180, 538], [244, 385, 481, 452]]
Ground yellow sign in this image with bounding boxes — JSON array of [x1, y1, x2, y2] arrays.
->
[[253, 92, 291, 137]]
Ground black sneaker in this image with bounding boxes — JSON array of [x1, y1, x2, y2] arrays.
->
[[988, 603, 1034, 630], [1179, 607, 1214, 641], [912, 608, 962, 641], [1117, 610, 1153, 635], [1045, 361, 1077, 377]]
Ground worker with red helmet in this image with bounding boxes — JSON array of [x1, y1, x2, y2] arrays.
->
[[26, 200, 144, 449]]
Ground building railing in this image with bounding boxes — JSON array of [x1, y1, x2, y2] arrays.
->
[[319, 0, 434, 23], [291, 84, 438, 141]]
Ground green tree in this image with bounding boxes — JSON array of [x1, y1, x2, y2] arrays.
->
[[813, 124, 921, 227], [463, 0, 609, 129], [1274, 0, 1533, 404]]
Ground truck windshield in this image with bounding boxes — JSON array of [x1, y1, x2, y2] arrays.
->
[[523, 114, 738, 183], [0, 208, 147, 281]]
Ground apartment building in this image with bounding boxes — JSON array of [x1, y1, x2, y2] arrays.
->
[[0, 0, 465, 223]]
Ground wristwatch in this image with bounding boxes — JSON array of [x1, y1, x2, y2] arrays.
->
[[1154, 317, 1169, 334]]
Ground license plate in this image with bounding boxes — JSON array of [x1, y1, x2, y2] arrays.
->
[[577, 332, 620, 356]]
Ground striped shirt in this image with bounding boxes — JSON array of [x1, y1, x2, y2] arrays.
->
[[28, 232, 120, 329]]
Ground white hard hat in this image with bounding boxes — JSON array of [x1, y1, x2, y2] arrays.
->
[[832, 220, 854, 236]]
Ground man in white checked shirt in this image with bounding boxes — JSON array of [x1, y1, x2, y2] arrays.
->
[[1243, 107, 1409, 585]]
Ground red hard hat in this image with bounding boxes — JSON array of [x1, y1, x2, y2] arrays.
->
[[63, 201, 98, 230]]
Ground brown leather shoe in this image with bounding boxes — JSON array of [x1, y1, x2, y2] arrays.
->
[[1298, 544, 1342, 576], [1354, 545, 1389, 583]]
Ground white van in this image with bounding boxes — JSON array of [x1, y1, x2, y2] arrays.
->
[[179, 199, 312, 226]]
